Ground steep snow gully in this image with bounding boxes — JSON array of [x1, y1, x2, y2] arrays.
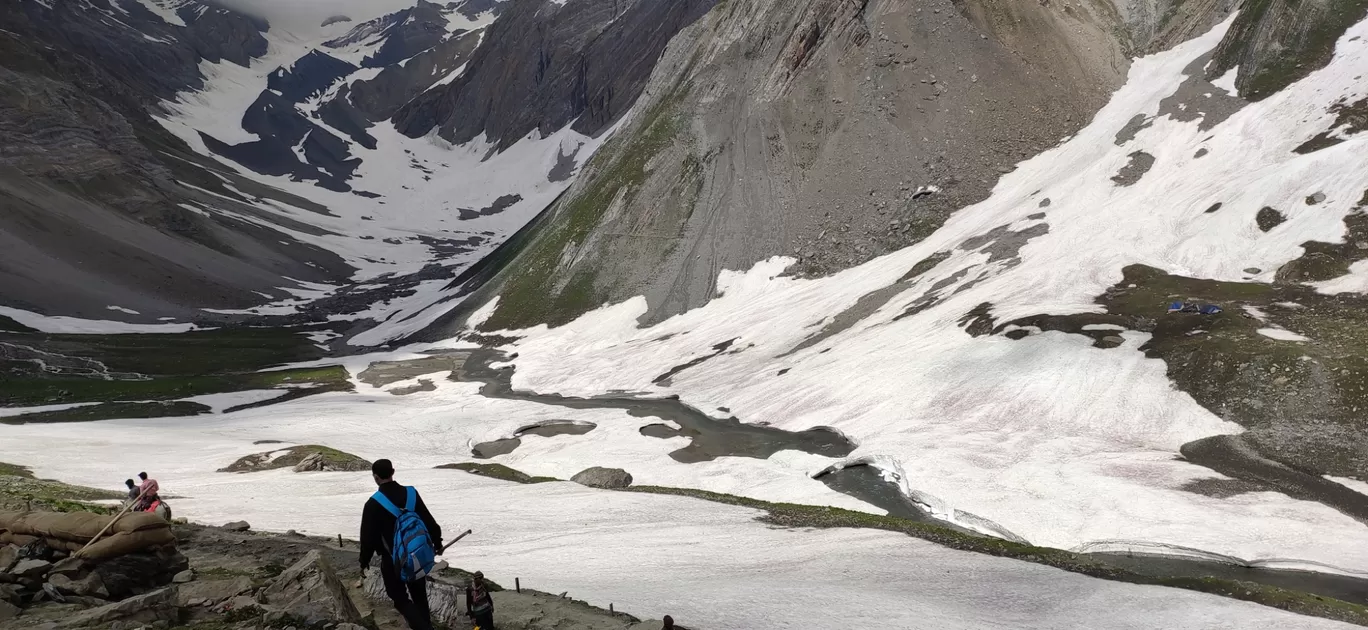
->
[[5, 0, 1368, 628]]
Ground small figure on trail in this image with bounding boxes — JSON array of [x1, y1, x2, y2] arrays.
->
[[466, 571, 495, 630], [137, 472, 160, 508], [360, 459, 443, 630], [662, 615, 674, 630], [124, 479, 139, 505]]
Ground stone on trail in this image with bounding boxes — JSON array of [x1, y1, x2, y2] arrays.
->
[[60, 585, 179, 628], [177, 575, 252, 607], [10, 558, 52, 578], [0, 546, 16, 572], [260, 550, 363, 626], [172, 569, 195, 583], [48, 556, 89, 578], [0, 599, 18, 622], [571, 467, 634, 489], [223, 521, 251, 532]]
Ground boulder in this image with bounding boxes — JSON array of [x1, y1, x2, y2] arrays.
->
[[92, 549, 188, 600], [0, 599, 18, 622], [571, 467, 634, 489], [260, 550, 363, 626], [176, 576, 252, 607], [60, 585, 179, 628], [0, 583, 20, 605], [292, 452, 327, 472], [48, 556, 90, 578], [223, 521, 251, 532], [0, 546, 15, 572], [10, 558, 53, 579], [47, 573, 109, 598], [172, 569, 195, 584]]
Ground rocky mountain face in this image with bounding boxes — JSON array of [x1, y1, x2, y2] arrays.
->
[[453, 0, 1368, 517], [395, 0, 719, 150], [0, 0, 349, 322], [471, 0, 1368, 331]]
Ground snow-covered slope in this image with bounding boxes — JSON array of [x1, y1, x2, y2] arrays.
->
[[466, 12, 1368, 577]]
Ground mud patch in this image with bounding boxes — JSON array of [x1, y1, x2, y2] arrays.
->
[[652, 338, 737, 385], [1157, 53, 1248, 132], [390, 379, 436, 395], [1182, 434, 1368, 523], [1114, 114, 1153, 145], [1294, 96, 1368, 154]]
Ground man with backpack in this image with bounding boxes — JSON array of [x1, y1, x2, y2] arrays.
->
[[360, 459, 443, 630]]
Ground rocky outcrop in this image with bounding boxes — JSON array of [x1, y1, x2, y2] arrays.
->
[[467, 0, 1144, 329], [394, 0, 718, 150], [571, 467, 633, 489], [346, 28, 485, 122], [59, 585, 180, 628], [0, 0, 351, 321], [1208, 0, 1368, 100], [268, 51, 358, 102], [259, 550, 364, 627]]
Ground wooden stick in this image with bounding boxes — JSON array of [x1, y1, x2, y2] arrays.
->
[[438, 529, 473, 554], [76, 487, 145, 556]]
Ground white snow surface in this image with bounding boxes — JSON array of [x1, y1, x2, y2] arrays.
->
[[153, 18, 614, 343], [0, 397, 1359, 630], [1257, 327, 1311, 342], [491, 17, 1368, 572], [1313, 259, 1368, 294], [0, 402, 102, 419], [0, 306, 202, 334]]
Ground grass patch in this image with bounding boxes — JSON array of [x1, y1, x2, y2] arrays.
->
[[0, 461, 35, 479], [482, 84, 691, 331], [1, 401, 212, 425], [1, 365, 351, 407], [219, 445, 370, 473], [0, 466, 122, 513], [435, 462, 558, 484]]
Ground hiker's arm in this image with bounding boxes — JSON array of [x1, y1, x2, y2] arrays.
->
[[465, 586, 473, 613], [359, 500, 378, 569], [414, 491, 443, 547]]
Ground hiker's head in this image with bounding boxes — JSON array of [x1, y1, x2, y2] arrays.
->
[[371, 459, 395, 485], [472, 571, 484, 584], [138, 472, 148, 481], [125, 479, 136, 489], [663, 615, 674, 630]]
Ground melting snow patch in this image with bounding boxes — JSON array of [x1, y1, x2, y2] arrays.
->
[[1211, 65, 1239, 94], [105, 306, 142, 315], [0, 306, 203, 334], [1258, 328, 1310, 342], [1313, 259, 1368, 295], [1081, 324, 1125, 331], [1326, 475, 1368, 496], [0, 402, 103, 419]]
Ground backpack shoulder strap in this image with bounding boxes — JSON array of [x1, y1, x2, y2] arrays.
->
[[371, 490, 401, 517], [404, 486, 417, 512]]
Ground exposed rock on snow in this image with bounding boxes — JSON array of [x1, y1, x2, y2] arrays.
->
[[571, 467, 634, 489]]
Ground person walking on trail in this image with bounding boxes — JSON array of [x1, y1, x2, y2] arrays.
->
[[466, 571, 495, 629], [360, 459, 443, 630]]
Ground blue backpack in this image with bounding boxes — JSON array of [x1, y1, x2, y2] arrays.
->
[[371, 486, 436, 582]]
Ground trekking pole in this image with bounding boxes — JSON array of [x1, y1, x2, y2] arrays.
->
[[77, 487, 145, 556], [439, 529, 473, 554]]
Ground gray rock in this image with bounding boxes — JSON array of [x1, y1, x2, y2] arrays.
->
[[0, 599, 18, 622], [60, 585, 179, 628], [223, 521, 252, 532], [172, 569, 195, 584], [47, 556, 90, 578], [0, 546, 15, 573], [92, 549, 188, 600], [216, 594, 262, 615], [0, 583, 20, 605], [10, 558, 53, 579], [571, 467, 634, 489], [177, 576, 252, 607], [259, 550, 363, 626]]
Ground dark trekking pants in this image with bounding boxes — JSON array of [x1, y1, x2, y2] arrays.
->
[[381, 558, 433, 630], [472, 608, 495, 629]]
